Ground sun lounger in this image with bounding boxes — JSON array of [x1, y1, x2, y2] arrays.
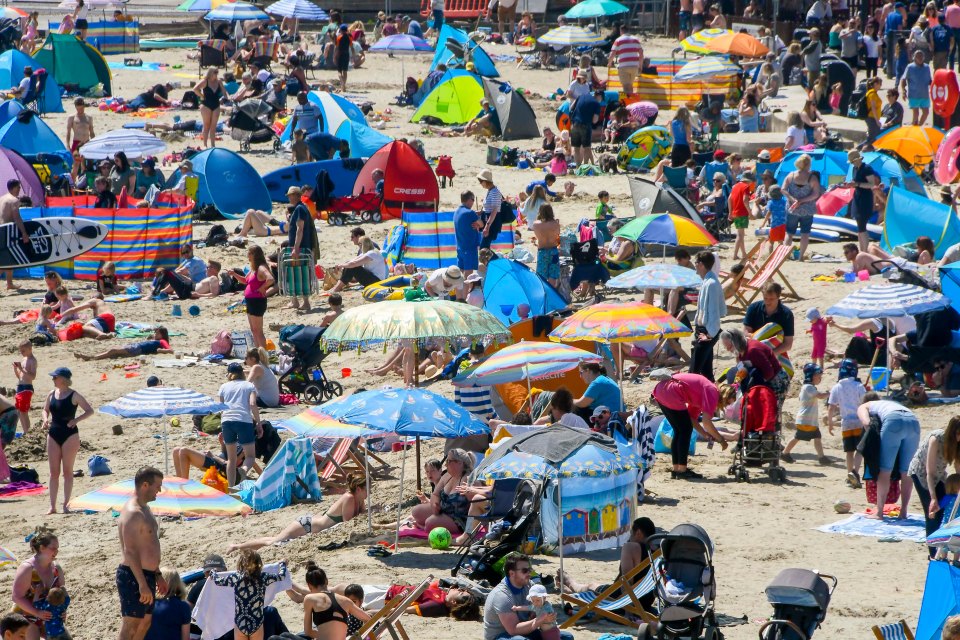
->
[[316, 437, 390, 486], [560, 552, 661, 628], [872, 620, 915, 640], [350, 576, 432, 640]]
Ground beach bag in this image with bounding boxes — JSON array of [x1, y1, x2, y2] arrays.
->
[[653, 419, 698, 454], [202, 465, 228, 493], [865, 478, 900, 505], [10, 466, 39, 484], [211, 330, 232, 356], [192, 412, 222, 435], [87, 455, 112, 477], [205, 224, 229, 247]]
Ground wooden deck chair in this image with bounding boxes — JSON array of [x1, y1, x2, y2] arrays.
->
[[350, 576, 433, 640], [871, 620, 915, 640], [738, 243, 802, 308], [560, 551, 661, 629]]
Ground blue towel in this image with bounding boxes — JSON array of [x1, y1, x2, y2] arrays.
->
[[816, 513, 927, 542], [237, 438, 322, 512]]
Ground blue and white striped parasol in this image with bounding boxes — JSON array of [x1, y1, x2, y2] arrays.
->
[[674, 56, 738, 81], [537, 25, 605, 47], [825, 283, 950, 318], [264, 0, 328, 20], [100, 387, 228, 418], [205, 2, 269, 21]]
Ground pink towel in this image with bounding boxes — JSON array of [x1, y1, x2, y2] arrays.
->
[[0, 440, 9, 482]]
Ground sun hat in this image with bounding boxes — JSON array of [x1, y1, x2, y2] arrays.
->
[[465, 272, 482, 284], [476, 169, 494, 183], [528, 584, 548, 598], [806, 308, 821, 322], [443, 265, 464, 285], [576, 70, 587, 79]]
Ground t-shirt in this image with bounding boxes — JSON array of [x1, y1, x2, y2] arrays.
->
[[766, 197, 787, 227], [407, 20, 423, 37], [292, 102, 323, 133], [137, 339, 170, 355], [904, 61, 932, 99], [913, 307, 960, 347], [571, 95, 601, 126], [828, 378, 866, 429], [743, 301, 795, 337], [584, 375, 623, 411], [947, 4, 960, 29], [288, 203, 315, 251], [653, 373, 720, 419], [426, 268, 461, 296], [179, 257, 207, 283], [453, 205, 481, 251], [795, 383, 820, 427], [15, 76, 29, 95], [864, 399, 914, 422], [728, 181, 751, 219], [741, 340, 782, 381], [454, 384, 494, 420], [145, 597, 192, 640], [567, 80, 591, 102], [482, 187, 503, 217], [483, 579, 531, 640], [361, 249, 388, 280], [139, 84, 168, 108], [252, 366, 280, 408], [865, 88, 882, 120], [863, 34, 880, 57], [886, 10, 904, 31], [840, 30, 860, 57], [219, 380, 257, 423], [942, 242, 960, 266], [881, 100, 904, 127], [785, 125, 804, 150], [611, 34, 642, 68], [850, 163, 879, 219]]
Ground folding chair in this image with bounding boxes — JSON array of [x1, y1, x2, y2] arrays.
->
[[871, 620, 915, 640], [21, 70, 47, 115], [317, 437, 390, 486], [350, 576, 432, 640], [736, 243, 802, 308], [198, 39, 228, 77], [560, 551, 661, 628]]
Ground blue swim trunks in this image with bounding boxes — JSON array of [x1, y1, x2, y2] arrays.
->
[[537, 247, 560, 281]]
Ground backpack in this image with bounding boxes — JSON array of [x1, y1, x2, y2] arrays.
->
[[497, 199, 516, 225], [210, 329, 232, 356], [852, 90, 869, 120], [205, 224, 228, 247]]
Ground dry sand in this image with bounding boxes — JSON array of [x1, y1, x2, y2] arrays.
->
[[0, 29, 934, 639]]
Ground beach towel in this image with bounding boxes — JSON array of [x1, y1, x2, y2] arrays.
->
[[816, 513, 926, 542], [0, 481, 45, 498], [104, 294, 144, 303], [398, 524, 432, 539], [192, 563, 291, 640], [236, 438, 321, 512]]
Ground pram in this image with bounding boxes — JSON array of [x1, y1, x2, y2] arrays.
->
[[326, 191, 383, 225], [277, 324, 343, 404], [758, 569, 837, 640], [451, 478, 542, 586], [228, 99, 281, 152], [728, 383, 786, 483], [638, 524, 722, 640]]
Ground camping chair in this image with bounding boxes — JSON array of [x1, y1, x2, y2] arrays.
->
[[871, 620, 915, 640], [251, 40, 280, 70], [21, 70, 47, 115], [754, 161, 780, 178], [198, 39, 228, 77], [560, 551, 661, 628], [736, 243, 802, 309], [350, 576, 433, 640], [662, 165, 698, 203]]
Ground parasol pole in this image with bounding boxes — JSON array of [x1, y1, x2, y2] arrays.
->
[[557, 470, 564, 586], [162, 418, 170, 476], [365, 437, 372, 534], [393, 436, 409, 551], [524, 362, 533, 403]]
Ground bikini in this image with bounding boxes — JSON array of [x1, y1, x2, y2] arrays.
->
[[202, 83, 224, 111], [48, 390, 78, 447], [298, 497, 360, 531], [312, 591, 348, 627], [438, 483, 469, 531]]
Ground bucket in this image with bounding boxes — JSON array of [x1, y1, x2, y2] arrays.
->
[[341, 367, 352, 378], [870, 367, 891, 391]]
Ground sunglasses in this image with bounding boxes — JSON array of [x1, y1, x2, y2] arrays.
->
[[516, 567, 531, 574]]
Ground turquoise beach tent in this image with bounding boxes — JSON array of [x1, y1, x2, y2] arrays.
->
[[916, 560, 960, 640], [330, 119, 392, 158], [482, 258, 568, 325], [882, 186, 960, 258], [280, 90, 367, 143], [431, 25, 499, 78], [0, 50, 63, 114], [0, 110, 70, 165], [165, 148, 271, 219]]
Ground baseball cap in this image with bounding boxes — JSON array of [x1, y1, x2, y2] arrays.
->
[[203, 554, 227, 571], [757, 150, 771, 161], [806, 308, 822, 322], [590, 405, 610, 420], [50, 367, 72, 379], [227, 362, 244, 375], [713, 149, 727, 161]]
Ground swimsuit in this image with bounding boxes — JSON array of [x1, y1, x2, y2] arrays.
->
[[312, 591, 348, 627], [213, 565, 287, 635], [202, 84, 224, 111], [117, 564, 157, 619], [90, 313, 115, 334], [438, 485, 469, 531], [14, 561, 62, 626], [0, 406, 17, 446], [15, 383, 33, 413], [47, 390, 78, 447]]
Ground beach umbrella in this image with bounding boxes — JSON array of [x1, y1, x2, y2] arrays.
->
[[176, 0, 234, 11], [826, 283, 950, 319], [1, 8, 27, 19], [369, 34, 434, 79], [674, 56, 739, 81], [704, 32, 769, 57], [607, 263, 703, 290], [874, 125, 944, 170], [58, 0, 127, 7], [264, 0, 328, 20], [69, 476, 252, 517], [564, 0, 629, 19], [549, 301, 692, 343], [626, 101, 659, 125], [680, 28, 733, 55], [537, 25, 605, 47], [79, 129, 166, 161], [614, 213, 717, 248], [276, 411, 381, 438], [453, 341, 602, 389], [204, 2, 269, 21], [816, 186, 854, 216], [0, 546, 15, 566]]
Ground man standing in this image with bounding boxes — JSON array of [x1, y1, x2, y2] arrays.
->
[[477, 169, 506, 250], [885, 2, 907, 77], [569, 89, 602, 167], [483, 553, 571, 640], [743, 282, 795, 357], [117, 466, 165, 640], [492, 0, 517, 43], [288, 92, 323, 136], [610, 24, 642, 95], [947, 0, 960, 70], [453, 190, 481, 277], [690, 251, 725, 381], [65, 98, 95, 182], [286, 186, 316, 312], [0, 180, 28, 290], [901, 50, 933, 125]]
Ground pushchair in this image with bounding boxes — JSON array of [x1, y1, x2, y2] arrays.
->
[[228, 99, 281, 152], [451, 478, 542, 586], [758, 569, 837, 640], [638, 524, 722, 640], [277, 324, 343, 404], [728, 383, 786, 483]]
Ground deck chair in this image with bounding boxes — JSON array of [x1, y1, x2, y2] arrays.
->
[[198, 39, 228, 77], [350, 576, 432, 640], [560, 551, 661, 628], [317, 437, 390, 485], [871, 620, 915, 640], [736, 243, 802, 308]]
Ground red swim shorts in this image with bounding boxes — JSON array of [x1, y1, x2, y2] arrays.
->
[[15, 389, 32, 413]]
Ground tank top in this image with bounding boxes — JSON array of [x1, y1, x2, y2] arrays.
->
[[670, 119, 688, 146], [49, 390, 77, 430], [244, 270, 265, 299]]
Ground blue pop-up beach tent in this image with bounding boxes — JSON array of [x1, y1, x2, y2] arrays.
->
[[916, 560, 960, 640], [0, 109, 70, 165], [0, 50, 63, 114], [483, 259, 568, 325], [165, 148, 271, 218], [430, 25, 499, 78], [882, 186, 960, 258]]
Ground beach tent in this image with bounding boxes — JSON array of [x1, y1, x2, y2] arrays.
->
[[32, 33, 112, 95], [628, 176, 704, 225], [431, 25, 499, 78], [482, 78, 539, 141], [279, 90, 367, 143], [165, 148, 271, 219], [332, 119, 392, 158], [354, 141, 438, 220], [860, 151, 925, 194], [882, 186, 960, 258], [0, 147, 43, 205], [917, 560, 960, 640], [0, 110, 70, 165], [411, 72, 483, 125], [483, 259, 567, 326], [942, 265, 960, 315], [0, 100, 23, 127], [774, 149, 849, 188], [0, 50, 63, 114], [397, 210, 514, 269]]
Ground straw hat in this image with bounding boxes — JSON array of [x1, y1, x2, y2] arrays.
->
[[476, 169, 494, 183]]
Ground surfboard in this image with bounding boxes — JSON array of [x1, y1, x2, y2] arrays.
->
[[262, 159, 366, 203], [813, 214, 882, 241], [0, 218, 108, 269], [754, 227, 840, 243]]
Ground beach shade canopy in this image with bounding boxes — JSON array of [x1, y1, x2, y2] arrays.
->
[[816, 186, 854, 216], [411, 71, 483, 125], [1, 8, 27, 19], [628, 176, 705, 225], [276, 410, 382, 438], [353, 140, 439, 219], [69, 476, 252, 517], [0, 147, 44, 205], [674, 56, 739, 81], [431, 25, 499, 78], [33, 33, 112, 95], [164, 148, 271, 218], [550, 301, 692, 343], [330, 120, 392, 159], [0, 546, 15, 566], [538, 25, 605, 47], [860, 150, 925, 193], [615, 213, 717, 248], [626, 100, 658, 125], [917, 560, 960, 640], [874, 125, 944, 169], [882, 186, 960, 258], [264, 0, 328, 20], [370, 33, 433, 54], [680, 28, 733, 55], [205, 1, 269, 20], [79, 129, 166, 160], [177, 0, 234, 12], [774, 149, 848, 188], [0, 99, 23, 127], [482, 258, 567, 325], [0, 110, 70, 165], [704, 32, 769, 57], [279, 90, 367, 143], [482, 78, 540, 140], [319, 387, 490, 438], [454, 341, 601, 387], [607, 263, 703, 290], [826, 283, 950, 319], [321, 299, 509, 351], [100, 386, 228, 418], [564, 0, 629, 18], [0, 50, 64, 114]]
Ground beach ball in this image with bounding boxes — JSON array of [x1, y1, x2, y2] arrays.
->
[[833, 500, 851, 514], [428, 527, 452, 550]]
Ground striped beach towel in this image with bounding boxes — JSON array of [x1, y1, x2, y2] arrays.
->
[[237, 438, 322, 512]]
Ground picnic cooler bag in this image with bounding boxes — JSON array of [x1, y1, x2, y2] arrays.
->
[[279, 248, 318, 297]]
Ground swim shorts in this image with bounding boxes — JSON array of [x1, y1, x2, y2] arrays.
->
[[909, 97, 931, 109], [732, 216, 749, 230], [842, 426, 864, 453], [768, 225, 786, 243], [117, 564, 157, 619], [794, 423, 822, 441], [537, 247, 560, 281], [15, 383, 33, 413]]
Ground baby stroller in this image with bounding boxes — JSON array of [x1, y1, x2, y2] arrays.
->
[[277, 324, 343, 404], [451, 478, 542, 586], [728, 383, 785, 483], [758, 569, 837, 640], [638, 524, 722, 640], [228, 99, 281, 152]]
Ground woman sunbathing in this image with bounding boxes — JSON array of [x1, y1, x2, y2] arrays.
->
[[74, 327, 172, 360], [226, 474, 367, 552]]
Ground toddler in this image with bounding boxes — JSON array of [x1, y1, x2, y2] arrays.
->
[[35, 306, 57, 344], [51, 286, 74, 319], [35, 586, 70, 640], [603, 109, 623, 144], [761, 185, 787, 255], [344, 584, 365, 636], [97, 261, 119, 298], [511, 584, 558, 640], [941, 473, 960, 524], [291, 129, 310, 164], [213, 551, 287, 640], [829, 83, 843, 112], [548, 150, 568, 176], [806, 307, 828, 369], [781, 363, 830, 465], [826, 358, 866, 487]]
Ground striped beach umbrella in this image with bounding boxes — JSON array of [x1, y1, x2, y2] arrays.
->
[[674, 56, 739, 81], [69, 477, 252, 517], [615, 213, 717, 248], [626, 101, 659, 125], [564, 0, 629, 19], [0, 546, 16, 567], [205, 2, 269, 21], [1, 8, 28, 19], [176, 0, 234, 12], [549, 302, 692, 343], [826, 283, 949, 318], [454, 341, 602, 387], [275, 411, 382, 438], [680, 28, 733, 55], [607, 264, 703, 290], [537, 25, 605, 47], [264, 0, 328, 20]]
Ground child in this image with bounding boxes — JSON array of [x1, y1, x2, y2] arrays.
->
[[35, 306, 58, 345], [728, 173, 753, 261], [319, 293, 343, 327], [761, 185, 787, 256], [548, 150, 568, 176], [806, 307, 828, 368], [941, 473, 960, 523], [829, 82, 843, 113], [13, 340, 36, 435], [826, 358, 866, 488], [0, 614, 30, 640], [558, 129, 572, 158], [603, 108, 624, 144], [781, 363, 830, 465], [51, 286, 74, 318], [96, 261, 119, 299], [43, 271, 63, 305], [343, 584, 365, 636], [35, 586, 70, 640], [511, 584, 559, 640], [291, 129, 310, 164], [213, 551, 287, 640]]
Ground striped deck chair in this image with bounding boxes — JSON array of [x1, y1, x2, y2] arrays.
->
[[350, 576, 432, 640], [560, 551, 661, 629], [737, 243, 801, 308], [872, 620, 915, 640]]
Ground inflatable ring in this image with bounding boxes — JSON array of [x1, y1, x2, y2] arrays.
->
[[617, 125, 673, 171], [754, 322, 794, 378], [362, 275, 413, 302], [936, 126, 960, 185]]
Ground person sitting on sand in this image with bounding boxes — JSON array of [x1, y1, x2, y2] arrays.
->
[[299, 564, 371, 640], [236, 209, 282, 239], [57, 298, 115, 340], [227, 474, 368, 552], [75, 327, 172, 361], [172, 431, 266, 483], [376, 448, 472, 535], [319, 293, 344, 328]]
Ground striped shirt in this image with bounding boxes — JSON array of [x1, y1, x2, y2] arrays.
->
[[454, 385, 494, 420], [482, 187, 503, 216], [611, 35, 642, 68]]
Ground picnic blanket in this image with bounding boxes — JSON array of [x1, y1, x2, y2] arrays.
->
[[816, 513, 927, 542], [236, 438, 322, 512]]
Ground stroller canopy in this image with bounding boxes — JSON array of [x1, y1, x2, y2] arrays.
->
[[657, 523, 714, 560], [0, 50, 64, 114]]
